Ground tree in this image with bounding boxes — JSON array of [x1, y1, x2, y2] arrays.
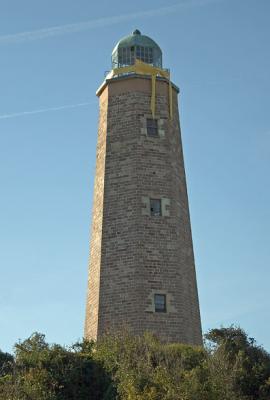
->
[[95, 330, 237, 400], [0, 349, 13, 378], [205, 326, 270, 400], [0, 333, 114, 400], [0, 327, 269, 399]]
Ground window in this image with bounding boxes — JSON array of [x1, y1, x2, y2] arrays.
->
[[147, 118, 158, 137], [116, 45, 157, 68], [150, 198, 161, 216], [135, 46, 154, 64], [154, 294, 166, 313]]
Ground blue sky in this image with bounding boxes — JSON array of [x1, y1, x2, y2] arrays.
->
[[0, 0, 269, 353]]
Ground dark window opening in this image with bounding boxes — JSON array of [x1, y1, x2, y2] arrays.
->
[[147, 118, 158, 137], [150, 198, 162, 216], [154, 294, 166, 313]]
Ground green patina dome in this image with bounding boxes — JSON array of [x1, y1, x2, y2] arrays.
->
[[111, 30, 162, 69]]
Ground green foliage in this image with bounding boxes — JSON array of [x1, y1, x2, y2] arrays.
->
[[0, 327, 269, 400], [95, 331, 237, 400], [0, 333, 114, 400], [0, 350, 13, 378], [205, 326, 270, 400]]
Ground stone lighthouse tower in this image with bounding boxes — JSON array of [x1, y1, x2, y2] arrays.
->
[[84, 30, 202, 345]]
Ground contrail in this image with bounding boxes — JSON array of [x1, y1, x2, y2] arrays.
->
[[0, 0, 222, 45], [0, 102, 93, 120]]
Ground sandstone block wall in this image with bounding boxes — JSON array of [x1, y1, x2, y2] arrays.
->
[[85, 75, 202, 345]]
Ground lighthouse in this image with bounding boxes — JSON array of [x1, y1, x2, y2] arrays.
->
[[84, 30, 202, 345]]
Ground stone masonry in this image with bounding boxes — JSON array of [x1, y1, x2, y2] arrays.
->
[[84, 74, 202, 345]]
